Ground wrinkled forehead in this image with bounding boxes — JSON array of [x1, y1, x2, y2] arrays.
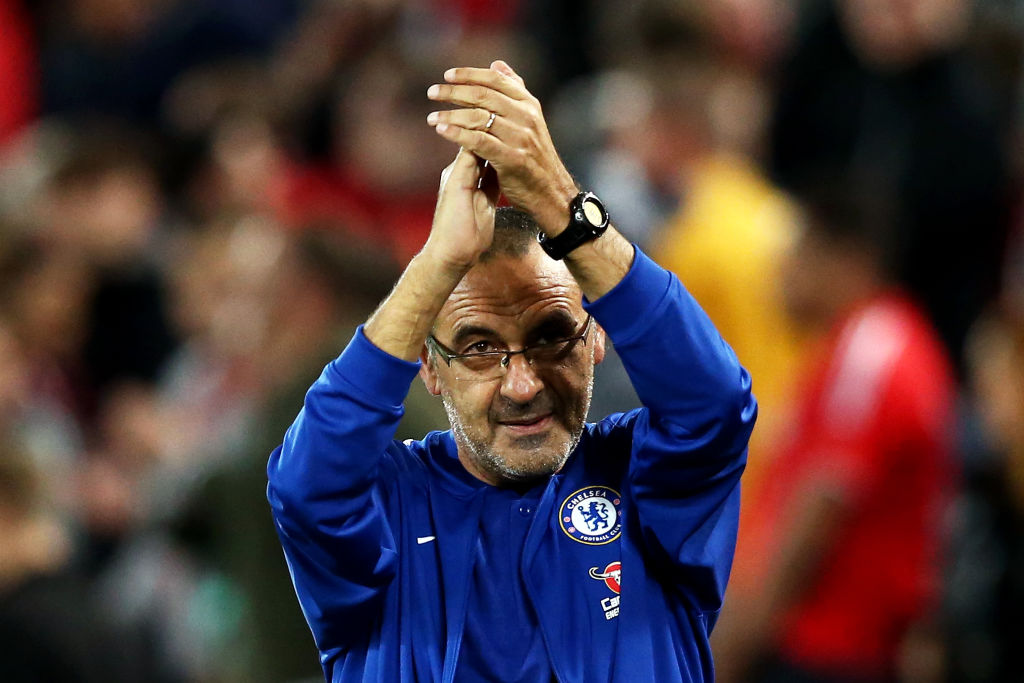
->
[[435, 251, 584, 339]]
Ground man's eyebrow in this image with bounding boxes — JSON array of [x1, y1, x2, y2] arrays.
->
[[447, 310, 579, 347], [532, 310, 578, 332]]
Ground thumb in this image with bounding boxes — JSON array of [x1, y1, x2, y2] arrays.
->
[[447, 147, 481, 187], [473, 183, 496, 230]]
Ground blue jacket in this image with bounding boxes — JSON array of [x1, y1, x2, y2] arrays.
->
[[267, 248, 756, 682]]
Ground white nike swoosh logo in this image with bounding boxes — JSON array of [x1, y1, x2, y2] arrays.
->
[[417, 536, 436, 545]]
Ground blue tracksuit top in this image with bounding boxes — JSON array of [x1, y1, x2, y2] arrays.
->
[[267, 247, 756, 682]]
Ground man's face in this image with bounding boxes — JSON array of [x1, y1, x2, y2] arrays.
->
[[420, 247, 605, 486]]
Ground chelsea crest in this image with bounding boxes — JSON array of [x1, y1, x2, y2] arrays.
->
[[559, 486, 622, 545]]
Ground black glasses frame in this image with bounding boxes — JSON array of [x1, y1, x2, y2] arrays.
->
[[427, 314, 594, 371]]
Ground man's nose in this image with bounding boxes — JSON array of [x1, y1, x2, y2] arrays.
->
[[499, 353, 544, 404]]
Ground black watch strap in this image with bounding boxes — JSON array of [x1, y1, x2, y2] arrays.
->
[[538, 191, 610, 260]]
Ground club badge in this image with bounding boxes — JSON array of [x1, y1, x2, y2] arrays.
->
[[559, 486, 622, 545]]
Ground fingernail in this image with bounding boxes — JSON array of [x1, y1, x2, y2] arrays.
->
[[426, 112, 439, 125], [444, 68, 456, 81], [436, 123, 448, 133], [427, 85, 440, 98]]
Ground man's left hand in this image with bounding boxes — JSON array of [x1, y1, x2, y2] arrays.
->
[[426, 61, 578, 236]]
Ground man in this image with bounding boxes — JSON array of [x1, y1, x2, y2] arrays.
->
[[267, 60, 755, 682], [712, 191, 955, 683]]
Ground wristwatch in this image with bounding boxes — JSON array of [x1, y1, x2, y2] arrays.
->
[[538, 191, 610, 260]]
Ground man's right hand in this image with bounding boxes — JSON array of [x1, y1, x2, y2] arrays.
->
[[422, 147, 499, 273], [363, 147, 498, 361]]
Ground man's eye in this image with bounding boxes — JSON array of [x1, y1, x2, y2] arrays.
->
[[466, 341, 497, 354], [532, 329, 571, 346]]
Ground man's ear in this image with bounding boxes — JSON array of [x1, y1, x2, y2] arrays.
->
[[419, 344, 442, 396], [592, 323, 607, 366]]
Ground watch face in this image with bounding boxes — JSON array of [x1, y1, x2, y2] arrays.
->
[[582, 197, 605, 227]]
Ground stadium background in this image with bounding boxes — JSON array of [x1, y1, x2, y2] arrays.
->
[[0, 0, 1022, 681]]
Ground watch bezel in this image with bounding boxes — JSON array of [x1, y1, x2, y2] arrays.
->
[[538, 191, 610, 260], [577, 194, 609, 234]]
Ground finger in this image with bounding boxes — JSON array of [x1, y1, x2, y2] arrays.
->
[[442, 65, 531, 101], [440, 146, 483, 191], [428, 107, 492, 131], [432, 122, 506, 166], [427, 108, 520, 143], [427, 82, 521, 116]]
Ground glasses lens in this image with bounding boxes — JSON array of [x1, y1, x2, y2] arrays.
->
[[527, 339, 576, 364], [451, 353, 505, 381], [456, 354, 500, 373]]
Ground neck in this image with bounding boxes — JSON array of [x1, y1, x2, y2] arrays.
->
[[456, 445, 501, 487]]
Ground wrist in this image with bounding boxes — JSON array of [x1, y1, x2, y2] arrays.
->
[[534, 176, 578, 237], [364, 248, 468, 362], [419, 240, 478, 278], [563, 227, 633, 300]]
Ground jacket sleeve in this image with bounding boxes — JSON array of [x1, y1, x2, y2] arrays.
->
[[585, 247, 756, 615], [266, 326, 421, 650]]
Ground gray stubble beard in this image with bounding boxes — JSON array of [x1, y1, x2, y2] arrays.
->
[[442, 370, 595, 486]]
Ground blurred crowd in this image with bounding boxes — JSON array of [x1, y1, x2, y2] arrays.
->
[[0, 0, 1022, 681]]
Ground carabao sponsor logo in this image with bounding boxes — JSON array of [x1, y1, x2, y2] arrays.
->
[[588, 561, 621, 594]]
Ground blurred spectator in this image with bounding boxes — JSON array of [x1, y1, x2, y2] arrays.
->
[[944, 226, 1024, 682], [35, 0, 299, 123], [768, 0, 1014, 369], [16, 125, 182, 437], [640, 45, 804, 485], [520, 0, 606, 98], [275, 47, 459, 261], [180, 229, 444, 683], [0, 240, 94, 426], [714, 190, 956, 683], [0, 313, 83, 517], [547, 11, 779, 420], [555, 8, 804, 489], [0, 0, 38, 145], [180, 107, 289, 222], [0, 439, 148, 682], [703, 0, 797, 70]]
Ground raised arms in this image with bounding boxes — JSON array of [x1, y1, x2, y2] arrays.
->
[[426, 60, 635, 302]]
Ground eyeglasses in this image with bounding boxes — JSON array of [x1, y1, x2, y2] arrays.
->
[[427, 314, 594, 382]]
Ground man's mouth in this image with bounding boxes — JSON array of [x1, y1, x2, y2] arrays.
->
[[497, 414, 553, 435]]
